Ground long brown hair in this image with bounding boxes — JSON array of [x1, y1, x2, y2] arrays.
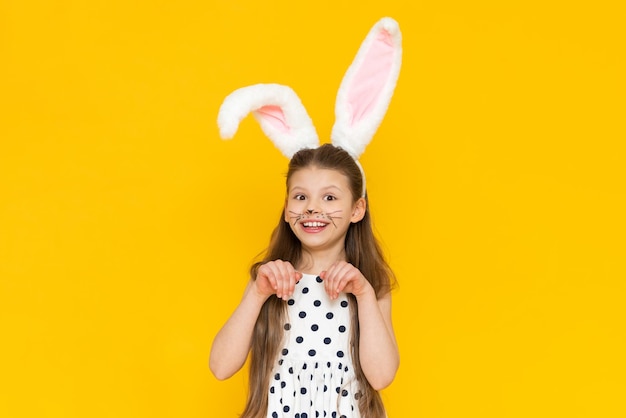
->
[[240, 144, 396, 418]]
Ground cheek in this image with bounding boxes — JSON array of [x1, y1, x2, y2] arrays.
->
[[285, 201, 305, 221]]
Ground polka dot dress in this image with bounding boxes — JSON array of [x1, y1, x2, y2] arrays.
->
[[267, 273, 361, 418]]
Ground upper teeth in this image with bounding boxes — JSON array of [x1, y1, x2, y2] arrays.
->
[[303, 222, 326, 227]]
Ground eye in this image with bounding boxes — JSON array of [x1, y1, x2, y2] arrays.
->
[[323, 195, 336, 201], [293, 194, 306, 201]]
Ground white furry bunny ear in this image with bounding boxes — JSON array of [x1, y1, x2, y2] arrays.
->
[[331, 17, 402, 158], [218, 83, 320, 158]]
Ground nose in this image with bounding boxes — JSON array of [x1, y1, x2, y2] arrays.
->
[[305, 208, 318, 215]]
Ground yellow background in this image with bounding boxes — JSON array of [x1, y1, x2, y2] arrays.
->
[[1, 1, 624, 417]]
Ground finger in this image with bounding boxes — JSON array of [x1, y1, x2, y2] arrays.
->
[[329, 272, 343, 299], [270, 260, 290, 301], [283, 262, 298, 297], [287, 265, 301, 295], [266, 262, 285, 298], [333, 263, 354, 297], [324, 261, 345, 299], [326, 266, 341, 299], [258, 265, 278, 297], [327, 262, 354, 299], [322, 266, 334, 297], [276, 261, 292, 300]]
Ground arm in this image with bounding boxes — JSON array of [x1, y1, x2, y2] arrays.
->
[[209, 260, 301, 380], [209, 280, 268, 380], [321, 263, 399, 390], [354, 288, 399, 390]]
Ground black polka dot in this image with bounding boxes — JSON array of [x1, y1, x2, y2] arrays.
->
[[278, 359, 283, 365], [267, 281, 359, 415], [316, 276, 323, 283]]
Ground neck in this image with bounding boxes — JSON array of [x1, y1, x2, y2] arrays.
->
[[297, 244, 347, 275]]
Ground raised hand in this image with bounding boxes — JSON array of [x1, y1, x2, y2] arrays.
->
[[320, 261, 373, 300], [254, 260, 302, 301]]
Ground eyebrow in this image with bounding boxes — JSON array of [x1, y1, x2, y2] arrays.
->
[[289, 185, 343, 193]]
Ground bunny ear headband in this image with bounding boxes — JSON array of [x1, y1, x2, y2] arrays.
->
[[217, 17, 402, 197]]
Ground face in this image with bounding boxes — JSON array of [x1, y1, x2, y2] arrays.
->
[[284, 166, 366, 254]]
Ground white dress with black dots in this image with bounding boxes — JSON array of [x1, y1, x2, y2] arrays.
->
[[267, 273, 361, 418]]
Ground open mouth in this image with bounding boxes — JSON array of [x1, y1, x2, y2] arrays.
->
[[300, 221, 329, 232]]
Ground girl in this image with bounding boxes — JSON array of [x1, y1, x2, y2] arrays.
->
[[211, 18, 402, 418]]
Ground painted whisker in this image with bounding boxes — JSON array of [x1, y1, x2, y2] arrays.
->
[[287, 209, 345, 228]]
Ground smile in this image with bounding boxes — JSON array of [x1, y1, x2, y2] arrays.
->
[[302, 221, 328, 227]]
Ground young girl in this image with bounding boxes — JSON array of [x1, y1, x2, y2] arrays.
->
[[211, 18, 402, 418]]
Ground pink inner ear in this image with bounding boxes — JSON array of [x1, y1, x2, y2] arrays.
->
[[256, 105, 290, 133], [346, 30, 395, 125]]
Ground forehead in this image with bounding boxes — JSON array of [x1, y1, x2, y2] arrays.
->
[[288, 167, 351, 191]]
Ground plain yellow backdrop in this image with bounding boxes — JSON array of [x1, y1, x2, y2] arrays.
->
[[1, 1, 625, 417]]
